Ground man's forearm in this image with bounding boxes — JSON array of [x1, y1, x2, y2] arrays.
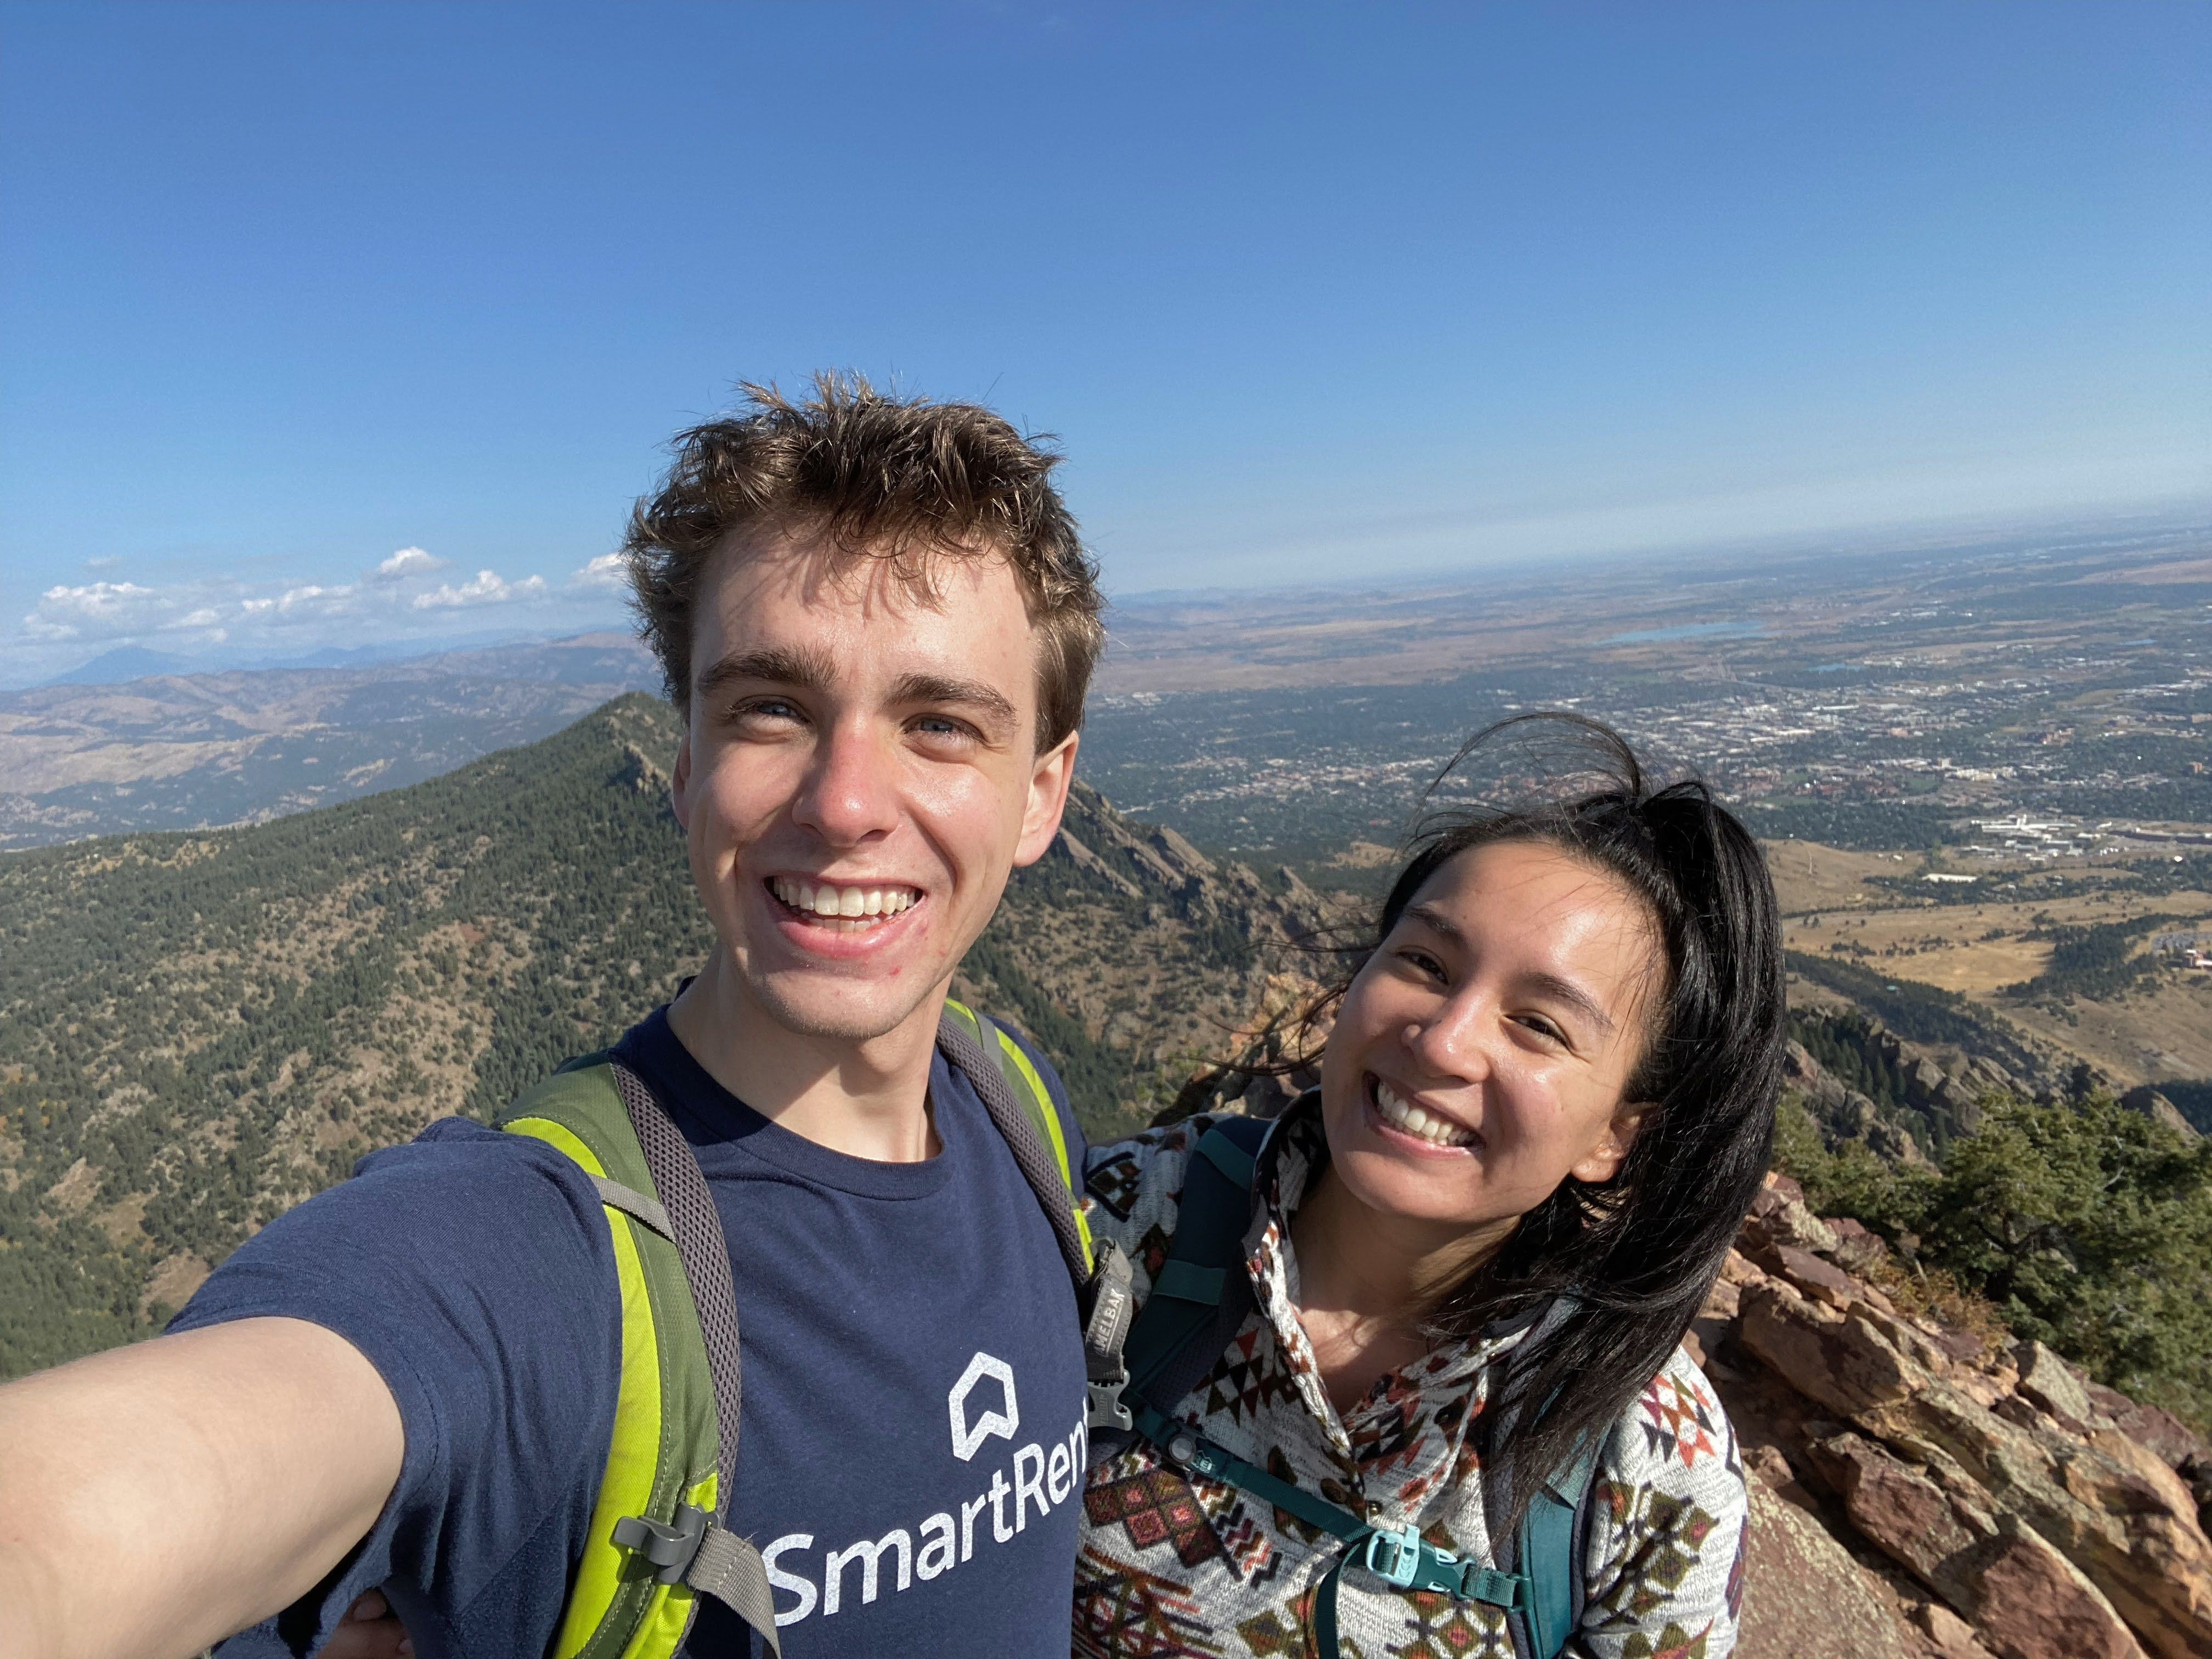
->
[[0, 1317, 404, 1659]]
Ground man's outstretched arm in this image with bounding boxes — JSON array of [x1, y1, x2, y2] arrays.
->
[[0, 1317, 403, 1659]]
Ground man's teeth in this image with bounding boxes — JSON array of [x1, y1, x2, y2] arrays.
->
[[770, 878, 917, 919], [1374, 1080, 1477, 1148]]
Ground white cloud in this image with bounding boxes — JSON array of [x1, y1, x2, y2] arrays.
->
[[8, 545, 625, 678], [372, 546, 447, 582], [23, 581, 170, 640], [572, 552, 629, 589], [84, 555, 120, 571], [411, 569, 549, 610]]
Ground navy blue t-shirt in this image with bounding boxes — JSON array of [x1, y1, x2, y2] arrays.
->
[[174, 1007, 1090, 1657]]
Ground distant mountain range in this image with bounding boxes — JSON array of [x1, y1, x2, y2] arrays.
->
[[0, 693, 1328, 1376], [0, 633, 662, 850]]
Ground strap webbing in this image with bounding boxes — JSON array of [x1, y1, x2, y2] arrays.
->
[[1519, 1443, 1599, 1657], [1152, 1260, 1227, 1304], [684, 1522, 784, 1649], [590, 1173, 674, 1242], [1130, 1403, 1533, 1638], [608, 1060, 782, 1657]]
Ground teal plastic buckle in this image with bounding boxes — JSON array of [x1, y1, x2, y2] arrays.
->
[[1363, 1523, 1426, 1588]]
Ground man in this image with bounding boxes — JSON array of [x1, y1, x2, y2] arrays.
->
[[0, 375, 1108, 1658]]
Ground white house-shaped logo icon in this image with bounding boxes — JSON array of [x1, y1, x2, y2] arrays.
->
[[947, 1351, 1020, 1462]]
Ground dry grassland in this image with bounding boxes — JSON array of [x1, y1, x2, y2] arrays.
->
[[1764, 831, 2212, 1082]]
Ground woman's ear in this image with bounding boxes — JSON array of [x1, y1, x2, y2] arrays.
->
[[1570, 1101, 1655, 1185]]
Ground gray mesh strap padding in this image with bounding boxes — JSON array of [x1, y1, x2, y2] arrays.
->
[[685, 1523, 782, 1652], [934, 1015, 1090, 1283], [590, 1173, 675, 1243], [607, 1060, 777, 1654]]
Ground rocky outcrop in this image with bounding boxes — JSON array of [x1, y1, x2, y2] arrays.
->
[[1712, 1173, 2212, 1659], [1782, 1007, 2107, 1158]]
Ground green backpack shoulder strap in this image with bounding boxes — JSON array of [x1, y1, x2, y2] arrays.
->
[[938, 998, 1137, 1432], [496, 1054, 781, 1659], [939, 998, 1094, 1275]]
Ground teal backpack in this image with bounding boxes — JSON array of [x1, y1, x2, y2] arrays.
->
[[1096, 1110, 1599, 1659]]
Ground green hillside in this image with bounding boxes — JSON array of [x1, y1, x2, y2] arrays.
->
[[0, 695, 1324, 1378]]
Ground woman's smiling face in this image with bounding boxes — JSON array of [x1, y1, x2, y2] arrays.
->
[[1318, 838, 1665, 1234]]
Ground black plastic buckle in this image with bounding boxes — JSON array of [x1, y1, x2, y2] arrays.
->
[[612, 1502, 708, 1585]]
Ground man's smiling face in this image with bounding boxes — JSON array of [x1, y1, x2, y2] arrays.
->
[[670, 529, 1076, 1043]]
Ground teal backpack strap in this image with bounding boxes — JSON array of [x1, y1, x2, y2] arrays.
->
[[1119, 1118, 1269, 1406], [1514, 1441, 1600, 1659]]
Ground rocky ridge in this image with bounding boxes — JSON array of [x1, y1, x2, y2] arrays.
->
[[1707, 1171, 2212, 1659], [1784, 1017, 2198, 1165]]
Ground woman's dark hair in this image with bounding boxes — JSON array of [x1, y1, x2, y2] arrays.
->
[[1322, 713, 1784, 1534]]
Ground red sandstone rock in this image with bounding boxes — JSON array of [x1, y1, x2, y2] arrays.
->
[[1735, 1479, 1922, 1659], [1799, 1431, 2149, 1659], [1911, 1598, 1996, 1658], [2015, 1340, 2100, 1435], [1763, 1241, 1897, 1315], [1720, 1189, 2212, 1659], [1970, 1521, 2149, 1659], [1737, 1279, 1920, 1419]]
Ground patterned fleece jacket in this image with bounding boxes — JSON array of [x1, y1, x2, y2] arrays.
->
[[1075, 1105, 1748, 1659]]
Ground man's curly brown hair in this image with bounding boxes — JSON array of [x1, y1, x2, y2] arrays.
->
[[624, 373, 1105, 751]]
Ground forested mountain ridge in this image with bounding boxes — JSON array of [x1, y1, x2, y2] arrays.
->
[[0, 693, 1327, 1378]]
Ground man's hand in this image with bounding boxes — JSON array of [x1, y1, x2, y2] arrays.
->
[[0, 1318, 404, 1659], [324, 1590, 413, 1659]]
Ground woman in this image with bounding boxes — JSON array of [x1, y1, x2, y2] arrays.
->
[[1075, 714, 1780, 1658]]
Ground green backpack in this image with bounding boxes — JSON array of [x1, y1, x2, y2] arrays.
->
[[493, 998, 1135, 1659]]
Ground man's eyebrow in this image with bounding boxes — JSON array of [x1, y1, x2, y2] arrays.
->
[[694, 646, 837, 699], [888, 672, 1019, 731], [1402, 902, 1617, 1036]]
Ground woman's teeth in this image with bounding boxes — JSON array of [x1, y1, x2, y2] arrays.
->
[[1373, 1079, 1477, 1149], [769, 877, 918, 922]]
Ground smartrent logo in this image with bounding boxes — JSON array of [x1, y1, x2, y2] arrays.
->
[[948, 1350, 1018, 1462], [759, 1351, 1086, 1628]]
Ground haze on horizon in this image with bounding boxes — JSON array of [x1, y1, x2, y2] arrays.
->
[[2, 1, 2207, 684]]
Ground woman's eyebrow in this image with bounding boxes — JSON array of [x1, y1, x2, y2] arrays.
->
[[1403, 903, 1616, 1036], [1521, 971, 1616, 1037]]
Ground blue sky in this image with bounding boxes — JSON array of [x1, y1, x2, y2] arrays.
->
[[2, 1, 2207, 679]]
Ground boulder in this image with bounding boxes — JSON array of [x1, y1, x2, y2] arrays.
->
[[1745, 1183, 1842, 1257], [1911, 1599, 1997, 1658], [2086, 1386, 2212, 1474], [1801, 1432, 2148, 1659], [1737, 1279, 1922, 1419], [1852, 1373, 2212, 1659], [2015, 1340, 2099, 1436], [1828, 1214, 1891, 1274], [1759, 1241, 1898, 1316], [1736, 1479, 1923, 1659]]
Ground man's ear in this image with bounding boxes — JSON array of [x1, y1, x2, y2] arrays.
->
[[669, 727, 695, 834], [1013, 731, 1079, 867], [1570, 1101, 1655, 1186]]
